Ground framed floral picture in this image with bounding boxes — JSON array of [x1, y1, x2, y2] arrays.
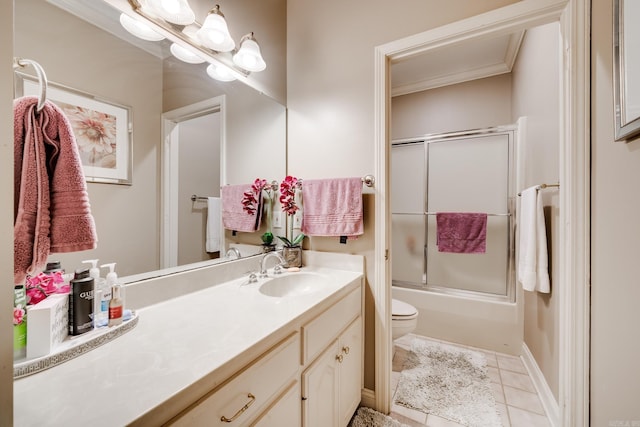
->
[[16, 73, 133, 185]]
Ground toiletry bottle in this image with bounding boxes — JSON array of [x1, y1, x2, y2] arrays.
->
[[13, 285, 27, 360], [43, 261, 64, 275], [108, 284, 123, 327], [83, 259, 109, 328], [102, 263, 124, 313], [69, 268, 94, 336]]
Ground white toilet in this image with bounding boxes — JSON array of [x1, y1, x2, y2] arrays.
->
[[392, 299, 419, 340]]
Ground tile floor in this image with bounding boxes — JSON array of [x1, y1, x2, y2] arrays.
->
[[389, 334, 552, 427]]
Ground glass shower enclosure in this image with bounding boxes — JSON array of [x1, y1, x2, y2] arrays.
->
[[391, 126, 516, 302]]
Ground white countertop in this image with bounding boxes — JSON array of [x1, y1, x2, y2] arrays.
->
[[13, 262, 363, 426]]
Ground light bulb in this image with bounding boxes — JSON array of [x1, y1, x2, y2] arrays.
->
[[170, 43, 205, 64], [119, 13, 165, 42], [233, 35, 266, 72], [147, 0, 195, 25], [196, 6, 235, 52], [206, 63, 237, 82]]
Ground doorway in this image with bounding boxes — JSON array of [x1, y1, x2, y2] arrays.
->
[[373, 1, 590, 425], [161, 96, 226, 269]]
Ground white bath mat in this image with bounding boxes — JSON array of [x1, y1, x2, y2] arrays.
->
[[394, 339, 502, 427], [348, 407, 411, 427]]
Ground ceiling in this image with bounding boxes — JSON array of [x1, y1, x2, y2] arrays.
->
[[391, 30, 525, 97]]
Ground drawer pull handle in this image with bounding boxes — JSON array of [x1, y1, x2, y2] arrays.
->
[[336, 354, 344, 363], [342, 346, 350, 355], [221, 393, 256, 423]]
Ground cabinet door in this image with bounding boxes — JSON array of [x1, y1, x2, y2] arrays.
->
[[338, 316, 363, 427], [252, 381, 301, 427], [302, 340, 340, 427]]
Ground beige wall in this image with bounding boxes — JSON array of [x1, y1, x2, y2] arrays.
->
[[591, 0, 640, 424], [1, 2, 14, 423], [392, 74, 513, 140], [511, 22, 561, 401], [287, 0, 519, 391]]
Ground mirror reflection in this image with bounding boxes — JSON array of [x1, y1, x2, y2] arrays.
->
[[14, 0, 287, 278]]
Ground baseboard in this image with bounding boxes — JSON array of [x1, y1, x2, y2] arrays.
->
[[360, 388, 376, 409], [521, 343, 560, 427]]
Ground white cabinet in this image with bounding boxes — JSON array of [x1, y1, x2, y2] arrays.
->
[[168, 282, 363, 427], [168, 333, 300, 427], [252, 381, 301, 427], [302, 315, 363, 427]]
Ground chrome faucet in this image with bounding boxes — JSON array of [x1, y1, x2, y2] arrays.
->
[[225, 247, 241, 259], [259, 251, 285, 277]]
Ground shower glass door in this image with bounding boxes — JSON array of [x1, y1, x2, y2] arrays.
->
[[391, 128, 515, 301]]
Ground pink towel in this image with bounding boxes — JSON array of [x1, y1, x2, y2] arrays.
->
[[301, 177, 363, 237], [436, 212, 487, 254], [14, 96, 98, 285], [221, 184, 262, 232]]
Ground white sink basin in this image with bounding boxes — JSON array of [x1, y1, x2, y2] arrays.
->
[[259, 272, 329, 297]]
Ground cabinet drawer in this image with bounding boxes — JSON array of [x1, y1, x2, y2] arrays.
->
[[170, 333, 300, 427], [302, 287, 361, 365]]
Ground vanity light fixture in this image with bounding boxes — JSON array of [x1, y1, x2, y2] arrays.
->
[[119, 13, 165, 41], [111, 0, 267, 83], [233, 33, 266, 72], [146, 0, 195, 25], [169, 43, 206, 64], [206, 63, 237, 82], [196, 5, 235, 52]]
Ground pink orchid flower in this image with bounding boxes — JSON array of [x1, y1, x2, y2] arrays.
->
[[13, 305, 25, 325]]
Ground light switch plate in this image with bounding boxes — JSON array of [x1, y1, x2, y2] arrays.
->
[[293, 210, 302, 229]]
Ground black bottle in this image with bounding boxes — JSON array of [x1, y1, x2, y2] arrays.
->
[[69, 268, 94, 336]]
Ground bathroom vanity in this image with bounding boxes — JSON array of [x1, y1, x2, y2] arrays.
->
[[13, 251, 364, 427]]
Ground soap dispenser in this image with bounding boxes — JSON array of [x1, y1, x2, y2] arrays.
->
[[101, 263, 124, 326], [83, 259, 108, 328]]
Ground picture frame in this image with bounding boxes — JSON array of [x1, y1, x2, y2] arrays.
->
[[16, 72, 133, 185], [613, 0, 640, 141]]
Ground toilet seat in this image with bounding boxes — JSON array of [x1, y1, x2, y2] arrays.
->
[[392, 299, 418, 320]]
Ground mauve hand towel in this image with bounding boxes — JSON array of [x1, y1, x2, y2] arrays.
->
[[300, 177, 363, 237], [14, 97, 97, 284], [221, 184, 262, 232], [436, 212, 488, 254]]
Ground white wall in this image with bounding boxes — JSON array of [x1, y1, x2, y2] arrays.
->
[[287, 0, 520, 391], [591, 0, 640, 424], [511, 22, 561, 401]]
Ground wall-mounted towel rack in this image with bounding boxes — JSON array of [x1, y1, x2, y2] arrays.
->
[[361, 175, 375, 187], [13, 57, 48, 112], [424, 212, 511, 217], [191, 194, 210, 202], [517, 183, 560, 196]]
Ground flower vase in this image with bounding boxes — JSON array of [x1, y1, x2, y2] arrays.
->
[[282, 246, 302, 268]]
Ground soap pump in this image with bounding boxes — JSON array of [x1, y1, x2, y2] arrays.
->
[[101, 263, 124, 326], [83, 259, 107, 328]]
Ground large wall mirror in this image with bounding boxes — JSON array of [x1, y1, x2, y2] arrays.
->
[[14, 0, 286, 278], [614, 0, 640, 140]]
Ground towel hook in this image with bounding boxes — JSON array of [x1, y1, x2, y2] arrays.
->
[[13, 58, 48, 112]]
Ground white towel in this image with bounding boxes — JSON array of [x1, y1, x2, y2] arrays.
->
[[517, 186, 550, 293], [206, 197, 221, 253]]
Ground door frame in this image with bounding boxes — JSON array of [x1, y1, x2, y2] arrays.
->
[[372, 1, 590, 425], [161, 96, 226, 268]]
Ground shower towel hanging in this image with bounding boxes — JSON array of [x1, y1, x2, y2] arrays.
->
[[517, 186, 550, 293], [435, 212, 488, 254]]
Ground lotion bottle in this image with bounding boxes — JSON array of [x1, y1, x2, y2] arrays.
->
[[83, 259, 107, 328], [108, 284, 123, 327]]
